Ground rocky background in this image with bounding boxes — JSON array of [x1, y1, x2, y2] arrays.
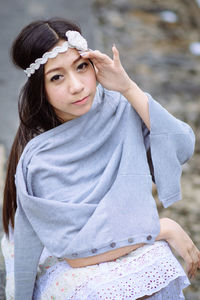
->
[[0, 0, 200, 299], [92, 0, 200, 298]]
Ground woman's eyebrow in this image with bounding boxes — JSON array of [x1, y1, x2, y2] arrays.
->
[[45, 56, 82, 76], [45, 67, 63, 75], [72, 55, 82, 65]]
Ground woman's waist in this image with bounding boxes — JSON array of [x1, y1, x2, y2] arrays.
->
[[65, 243, 144, 268]]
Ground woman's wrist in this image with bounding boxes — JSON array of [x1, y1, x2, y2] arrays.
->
[[156, 218, 174, 242], [121, 80, 150, 130], [120, 80, 139, 99]]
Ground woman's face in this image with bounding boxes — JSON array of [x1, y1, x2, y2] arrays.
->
[[44, 41, 97, 122]]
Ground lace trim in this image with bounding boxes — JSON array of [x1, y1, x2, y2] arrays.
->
[[35, 242, 189, 299], [67, 254, 189, 299], [1, 236, 190, 300], [87, 276, 189, 300]]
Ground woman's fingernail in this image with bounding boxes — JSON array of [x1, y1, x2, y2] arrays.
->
[[80, 52, 88, 56]]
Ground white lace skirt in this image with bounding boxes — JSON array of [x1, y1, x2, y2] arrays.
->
[[1, 235, 190, 300]]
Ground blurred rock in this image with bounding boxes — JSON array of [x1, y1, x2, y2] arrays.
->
[[106, 10, 125, 28], [185, 291, 200, 300], [196, 0, 200, 8], [0, 270, 5, 300], [189, 42, 200, 56], [159, 10, 178, 23]]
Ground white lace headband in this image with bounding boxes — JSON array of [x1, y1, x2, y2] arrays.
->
[[24, 30, 88, 77]]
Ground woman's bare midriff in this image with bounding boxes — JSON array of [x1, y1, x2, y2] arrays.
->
[[65, 243, 144, 268]]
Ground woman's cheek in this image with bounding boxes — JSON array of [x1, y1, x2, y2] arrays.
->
[[52, 86, 66, 100], [86, 74, 97, 89]]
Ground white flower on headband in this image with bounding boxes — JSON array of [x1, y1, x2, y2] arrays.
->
[[66, 30, 88, 51]]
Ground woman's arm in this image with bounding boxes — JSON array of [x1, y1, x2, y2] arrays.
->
[[156, 218, 200, 279], [81, 46, 150, 130], [121, 81, 150, 130]]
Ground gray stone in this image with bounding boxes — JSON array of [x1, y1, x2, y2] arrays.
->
[[0, 269, 6, 300], [185, 291, 200, 300]]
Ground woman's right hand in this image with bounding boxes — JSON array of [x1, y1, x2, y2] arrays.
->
[[157, 218, 200, 279]]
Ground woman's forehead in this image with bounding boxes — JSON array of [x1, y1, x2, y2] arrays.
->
[[44, 47, 80, 73]]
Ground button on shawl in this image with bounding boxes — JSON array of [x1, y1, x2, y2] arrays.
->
[[72, 253, 78, 257], [91, 248, 98, 254], [128, 238, 134, 243]]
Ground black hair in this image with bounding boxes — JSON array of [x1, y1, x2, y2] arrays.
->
[[3, 18, 82, 235]]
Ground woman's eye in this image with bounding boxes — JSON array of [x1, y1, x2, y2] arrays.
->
[[50, 74, 63, 82], [77, 62, 88, 72]]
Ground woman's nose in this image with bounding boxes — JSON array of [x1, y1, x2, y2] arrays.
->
[[68, 74, 84, 94]]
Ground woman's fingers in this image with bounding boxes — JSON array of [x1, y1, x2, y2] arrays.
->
[[199, 252, 200, 268], [191, 247, 200, 278], [112, 44, 120, 66], [185, 252, 193, 278], [186, 245, 200, 279], [79, 45, 131, 92], [80, 49, 110, 63], [80, 45, 121, 65]]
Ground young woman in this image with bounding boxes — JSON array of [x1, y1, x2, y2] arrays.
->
[[2, 18, 200, 300]]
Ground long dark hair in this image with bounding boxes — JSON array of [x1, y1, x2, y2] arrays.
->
[[3, 18, 81, 235]]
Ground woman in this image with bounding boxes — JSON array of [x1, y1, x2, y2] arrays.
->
[[2, 17, 200, 299]]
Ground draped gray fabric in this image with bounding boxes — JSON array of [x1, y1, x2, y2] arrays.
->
[[14, 85, 195, 299]]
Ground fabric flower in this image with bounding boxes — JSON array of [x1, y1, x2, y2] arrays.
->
[[66, 30, 88, 51]]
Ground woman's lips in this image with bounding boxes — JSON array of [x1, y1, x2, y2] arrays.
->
[[73, 96, 89, 105]]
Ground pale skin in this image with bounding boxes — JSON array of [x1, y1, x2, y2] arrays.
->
[[44, 43, 200, 280]]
